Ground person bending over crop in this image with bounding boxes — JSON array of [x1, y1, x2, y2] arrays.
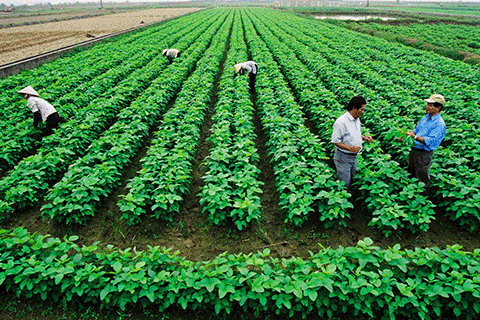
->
[[331, 95, 373, 188], [163, 48, 181, 63], [234, 61, 258, 86], [18, 85, 63, 136], [405, 94, 446, 197]]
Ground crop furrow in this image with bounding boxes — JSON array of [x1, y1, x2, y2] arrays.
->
[[240, 10, 352, 228], [197, 11, 262, 230], [245, 8, 435, 236], [0, 10, 225, 221], [42, 11, 231, 225], [119, 11, 234, 226], [0, 14, 210, 172], [264, 9, 480, 232]]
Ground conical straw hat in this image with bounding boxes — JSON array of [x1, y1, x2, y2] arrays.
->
[[18, 85, 39, 97], [234, 63, 242, 74]]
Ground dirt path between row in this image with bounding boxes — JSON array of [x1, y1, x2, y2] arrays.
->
[[0, 7, 202, 65]]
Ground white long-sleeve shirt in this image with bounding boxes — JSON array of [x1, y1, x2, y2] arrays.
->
[[240, 61, 258, 75], [27, 96, 56, 122], [164, 49, 180, 58]]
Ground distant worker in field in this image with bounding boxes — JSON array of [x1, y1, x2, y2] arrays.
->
[[405, 94, 446, 197], [234, 61, 258, 86], [163, 48, 181, 62], [331, 95, 373, 188], [18, 85, 62, 136]]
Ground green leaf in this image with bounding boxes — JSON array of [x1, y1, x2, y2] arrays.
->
[[112, 261, 122, 273]]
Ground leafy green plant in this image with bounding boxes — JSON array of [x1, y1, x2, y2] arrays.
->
[[243, 8, 434, 236], [119, 12, 233, 226], [0, 10, 224, 222], [41, 12, 231, 225], [2, 227, 480, 319], [199, 16, 262, 230]]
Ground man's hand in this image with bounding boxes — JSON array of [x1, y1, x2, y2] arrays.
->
[[363, 135, 373, 143], [406, 131, 415, 138]]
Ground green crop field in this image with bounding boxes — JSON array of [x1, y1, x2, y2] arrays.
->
[[1, 7, 480, 319]]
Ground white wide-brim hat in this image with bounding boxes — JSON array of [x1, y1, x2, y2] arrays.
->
[[18, 85, 39, 97], [234, 63, 242, 74]]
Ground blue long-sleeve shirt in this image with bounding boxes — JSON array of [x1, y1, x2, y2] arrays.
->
[[413, 113, 446, 151]]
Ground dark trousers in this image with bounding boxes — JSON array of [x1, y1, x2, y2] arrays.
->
[[44, 112, 60, 135], [249, 73, 256, 87], [408, 148, 434, 196]]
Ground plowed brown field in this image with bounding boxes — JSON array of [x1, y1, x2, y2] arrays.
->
[[0, 7, 202, 65]]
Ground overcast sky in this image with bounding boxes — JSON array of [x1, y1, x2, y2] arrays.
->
[[1, 0, 186, 6], [1, 0, 472, 6]]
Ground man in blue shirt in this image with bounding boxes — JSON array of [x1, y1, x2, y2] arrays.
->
[[405, 94, 447, 196], [331, 96, 373, 188]]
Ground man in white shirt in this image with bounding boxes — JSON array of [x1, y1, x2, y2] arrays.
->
[[162, 49, 181, 62], [18, 85, 61, 135], [331, 95, 373, 188]]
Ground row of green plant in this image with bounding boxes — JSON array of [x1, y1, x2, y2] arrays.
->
[[351, 22, 480, 56], [321, 26, 480, 173], [375, 4, 480, 17], [0, 10, 221, 222], [314, 43, 480, 229], [40, 12, 230, 225], [0, 20, 164, 123], [118, 11, 233, 226], [246, 8, 436, 236], [0, 51, 121, 171], [199, 12, 262, 230], [0, 39, 174, 172], [0, 15, 188, 173], [240, 10, 352, 228], [317, 21, 480, 136], [2, 226, 480, 319], [318, 19, 480, 91], [268, 8, 480, 232], [297, 10, 480, 114]]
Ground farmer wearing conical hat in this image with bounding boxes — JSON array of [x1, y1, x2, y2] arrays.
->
[[234, 61, 258, 77], [18, 85, 62, 136], [162, 48, 180, 62], [405, 94, 447, 197], [234, 61, 258, 87]]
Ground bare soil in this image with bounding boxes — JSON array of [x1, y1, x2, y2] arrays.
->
[[0, 7, 202, 65], [0, 9, 113, 27]]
